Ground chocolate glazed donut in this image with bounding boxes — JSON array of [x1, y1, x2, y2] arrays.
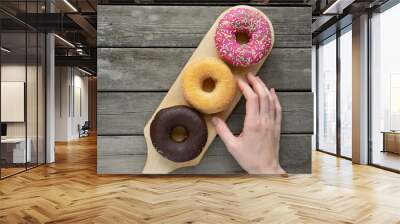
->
[[150, 105, 208, 162]]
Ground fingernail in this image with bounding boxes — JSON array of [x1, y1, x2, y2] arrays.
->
[[271, 88, 275, 93]]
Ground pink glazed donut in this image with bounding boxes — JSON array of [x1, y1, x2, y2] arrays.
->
[[215, 7, 274, 67]]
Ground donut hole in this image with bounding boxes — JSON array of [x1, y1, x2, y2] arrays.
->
[[170, 126, 188, 143], [235, 31, 250, 45], [202, 77, 216, 92]]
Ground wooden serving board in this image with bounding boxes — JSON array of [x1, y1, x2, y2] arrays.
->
[[142, 5, 274, 174]]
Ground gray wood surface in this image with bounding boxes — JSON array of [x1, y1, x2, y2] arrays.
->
[[98, 6, 311, 48], [97, 5, 312, 174], [97, 92, 313, 135], [98, 48, 311, 91], [98, 135, 311, 174]]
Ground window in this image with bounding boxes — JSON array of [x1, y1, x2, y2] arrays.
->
[[0, 2, 47, 179], [317, 35, 337, 154], [370, 2, 400, 171], [316, 24, 353, 159], [339, 27, 352, 158]]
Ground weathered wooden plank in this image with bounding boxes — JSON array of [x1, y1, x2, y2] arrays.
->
[[98, 135, 310, 156], [97, 92, 313, 135], [97, 135, 311, 174], [98, 48, 311, 91], [97, 155, 146, 174], [97, 155, 240, 174], [98, 6, 311, 48]]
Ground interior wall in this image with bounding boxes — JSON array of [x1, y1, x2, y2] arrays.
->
[[97, 5, 313, 174], [1, 64, 38, 138], [1, 66, 25, 138], [55, 66, 69, 141], [1, 62, 45, 167], [78, 71, 89, 135], [55, 67, 89, 141]]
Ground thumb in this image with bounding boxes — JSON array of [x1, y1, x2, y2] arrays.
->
[[211, 116, 236, 148]]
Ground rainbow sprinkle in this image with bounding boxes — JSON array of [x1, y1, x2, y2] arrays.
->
[[215, 8, 273, 67]]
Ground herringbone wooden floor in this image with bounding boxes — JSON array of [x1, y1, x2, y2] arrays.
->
[[1, 135, 400, 224]]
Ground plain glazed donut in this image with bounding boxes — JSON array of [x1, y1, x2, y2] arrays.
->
[[215, 7, 274, 67], [181, 57, 236, 114], [150, 105, 208, 162]]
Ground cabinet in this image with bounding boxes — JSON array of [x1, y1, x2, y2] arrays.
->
[[382, 132, 400, 154]]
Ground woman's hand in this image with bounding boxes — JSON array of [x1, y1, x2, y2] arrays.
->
[[211, 73, 286, 174]]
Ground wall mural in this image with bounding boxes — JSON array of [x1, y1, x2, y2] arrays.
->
[[97, 4, 312, 174]]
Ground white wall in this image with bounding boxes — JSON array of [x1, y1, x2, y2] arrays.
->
[[55, 67, 89, 141], [71, 73, 89, 138], [1, 63, 46, 164], [1, 65, 25, 165], [55, 66, 70, 141], [1, 82, 25, 122], [1, 65, 27, 140], [1, 64, 38, 138]]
